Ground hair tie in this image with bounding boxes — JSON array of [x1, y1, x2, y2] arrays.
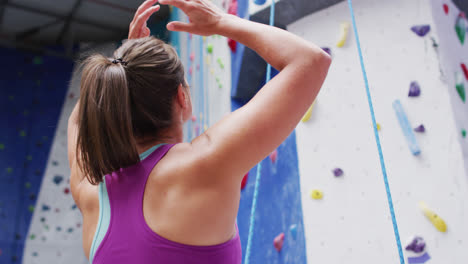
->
[[112, 58, 128, 66]]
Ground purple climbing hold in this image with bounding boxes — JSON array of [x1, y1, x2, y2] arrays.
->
[[333, 168, 344, 177], [322, 47, 332, 56], [408, 81, 421, 97], [53, 175, 63, 185], [414, 125, 425, 133], [411, 25, 431, 37], [405, 236, 426, 253]]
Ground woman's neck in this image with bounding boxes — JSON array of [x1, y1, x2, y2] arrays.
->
[[136, 125, 184, 155]]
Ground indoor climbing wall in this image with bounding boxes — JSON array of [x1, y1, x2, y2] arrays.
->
[[431, 0, 468, 168], [20, 44, 117, 264], [0, 48, 74, 263], [289, 0, 468, 263]]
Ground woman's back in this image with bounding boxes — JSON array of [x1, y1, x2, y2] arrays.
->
[[86, 144, 241, 263]]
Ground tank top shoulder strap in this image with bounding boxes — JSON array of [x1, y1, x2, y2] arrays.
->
[[140, 144, 175, 172]]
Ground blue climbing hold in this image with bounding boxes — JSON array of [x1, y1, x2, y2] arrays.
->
[[42, 204, 50, 211], [290, 224, 298, 240], [53, 175, 64, 185], [254, 0, 267, 5]]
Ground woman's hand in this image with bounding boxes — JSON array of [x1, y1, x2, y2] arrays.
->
[[159, 0, 225, 36], [128, 0, 161, 39]]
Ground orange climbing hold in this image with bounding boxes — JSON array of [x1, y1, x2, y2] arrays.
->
[[273, 233, 285, 252]]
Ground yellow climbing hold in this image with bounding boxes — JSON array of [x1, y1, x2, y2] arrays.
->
[[301, 102, 315, 123], [336, 22, 351, 48], [309, 189, 323, 200], [377, 123, 381, 131], [419, 201, 447, 232]]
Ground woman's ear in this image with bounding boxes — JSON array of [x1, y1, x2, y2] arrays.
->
[[176, 84, 187, 109]]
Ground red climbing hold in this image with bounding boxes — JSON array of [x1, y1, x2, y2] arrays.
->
[[190, 52, 195, 62], [269, 149, 278, 163], [64, 187, 70, 194], [241, 172, 248, 190], [227, 0, 238, 53], [228, 39, 237, 53], [461, 63, 468, 81], [273, 233, 285, 252], [443, 4, 449, 14]]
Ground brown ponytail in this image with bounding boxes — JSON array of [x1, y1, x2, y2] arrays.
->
[[77, 37, 185, 185], [77, 55, 139, 185]]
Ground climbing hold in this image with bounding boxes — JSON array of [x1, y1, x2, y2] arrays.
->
[[455, 71, 466, 102], [228, 39, 237, 52], [25, 182, 31, 189], [289, 224, 297, 240], [30, 234, 36, 240], [204, 125, 208, 131], [455, 13, 466, 44], [71, 204, 77, 210], [42, 204, 50, 211], [336, 22, 351, 47], [408, 81, 421, 97], [309, 189, 323, 200], [269, 149, 278, 163], [0, 143, 4, 150], [405, 236, 426, 253], [8, 95, 14, 101], [461, 63, 468, 81], [26, 155, 32, 161], [217, 58, 224, 69], [333, 168, 343, 177], [19, 130, 26, 137], [414, 125, 425, 133], [241, 172, 248, 190], [321, 47, 331, 56], [207, 43, 214, 54], [443, 4, 449, 14], [6, 167, 12, 174], [56, 226, 62, 231], [40, 217, 46, 222], [28, 205, 34, 213], [419, 201, 447, 232], [33, 56, 43, 65], [377, 123, 381, 131], [191, 115, 197, 122], [393, 100, 421, 156], [67, 227, 73, 233], [462, 129, 466, 138], [52, 161, 58, 166], [64, 188, 70, 194], [408, 252, 431, 264], [411, 25, 431, 37], [53, 175, 64, 185], [189, 67, 193, 75], [301, 102, 315, 123], [190, 52, 195, 62], [32, 252, 38, 257], [273, 233, 285, 252]]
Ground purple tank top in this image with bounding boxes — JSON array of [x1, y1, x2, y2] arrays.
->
[[92, 144, 242, 264]]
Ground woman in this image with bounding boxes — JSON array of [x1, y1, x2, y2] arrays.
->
[[68, 0, 331, 263]]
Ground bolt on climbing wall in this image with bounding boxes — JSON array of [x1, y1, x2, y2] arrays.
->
[[290, 0, 468, 263]]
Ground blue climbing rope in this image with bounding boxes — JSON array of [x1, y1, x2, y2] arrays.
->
[[346, 1, 405, 263], [244, 1, 275, 263]]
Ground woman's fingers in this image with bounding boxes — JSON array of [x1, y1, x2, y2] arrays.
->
[[159, 0, 190, 11], [130, 5, 160, 38], [131, 0, 158, 26], [167, 21, 194, 33]]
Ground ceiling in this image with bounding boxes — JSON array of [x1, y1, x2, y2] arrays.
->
[[0, 0, 170, 57]]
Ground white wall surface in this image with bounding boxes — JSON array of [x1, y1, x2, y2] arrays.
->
[[290, 0, 468, 263]]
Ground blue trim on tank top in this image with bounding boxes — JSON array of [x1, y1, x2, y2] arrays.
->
[[88, 144, 165, 263]]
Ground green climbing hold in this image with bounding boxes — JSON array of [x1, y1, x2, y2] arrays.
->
[[462, 129, 466, 138], [8, 95, 14, 101], [19, 130, 26, 137], [455, 14, 466, 45], [28, 205, 34, 213], [456, 71, 465, 102], [207, 43, 213, 54], [6, 167, 13, 174], [44, 225, 49, 231], [33, 56, 43, 65], [25, 182, 31, 189], [217, 58, 224, 69], [26, 155, 32, 161], [0, 143, 4, 150]]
